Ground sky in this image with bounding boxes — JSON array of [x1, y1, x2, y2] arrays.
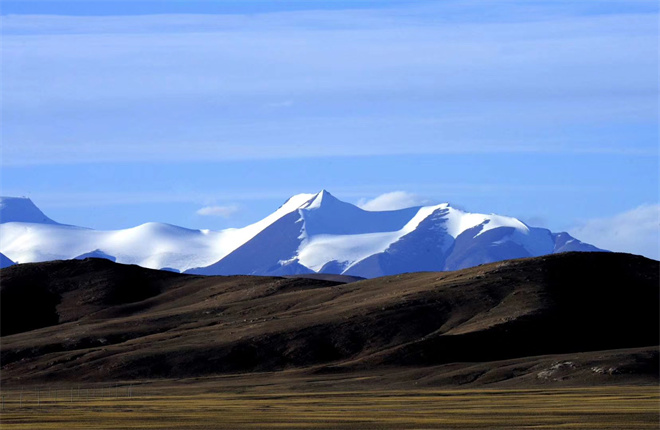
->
[[1, 0, 658, 259]]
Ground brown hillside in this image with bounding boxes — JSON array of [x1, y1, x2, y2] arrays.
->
[[0, 252, 657, 385]]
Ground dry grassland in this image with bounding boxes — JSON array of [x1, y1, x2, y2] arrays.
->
[[1, 386, 658, 429]]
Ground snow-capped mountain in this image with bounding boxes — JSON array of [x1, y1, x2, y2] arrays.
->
[[0, 192, 604, 278], [0, 194, 314, 272]]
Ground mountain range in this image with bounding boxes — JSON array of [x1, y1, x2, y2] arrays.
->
[[0, 191, 603, 278]]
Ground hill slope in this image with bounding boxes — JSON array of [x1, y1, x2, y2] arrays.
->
[[1, 252, 657, 386]]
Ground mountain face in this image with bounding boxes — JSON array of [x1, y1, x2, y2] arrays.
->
[[0, 252, 15, 269], [186, 190, 603, 277], [0, 191, 604, 278]]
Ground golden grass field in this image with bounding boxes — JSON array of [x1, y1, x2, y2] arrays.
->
[[0, 386, 658, 429]]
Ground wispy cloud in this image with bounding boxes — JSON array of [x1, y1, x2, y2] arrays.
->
[[357, 191, 431, 211], [1, 2, 656, 166], [569, 204, 660, 260], [196, 204, 239, 218]]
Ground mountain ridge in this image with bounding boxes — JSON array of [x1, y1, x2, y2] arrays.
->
[[0, 191, 604, 277]]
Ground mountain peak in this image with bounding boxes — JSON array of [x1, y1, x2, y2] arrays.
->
[[0, 197, 59, 225], [289, 189, 343, 211], [305, 189, 342, 209]]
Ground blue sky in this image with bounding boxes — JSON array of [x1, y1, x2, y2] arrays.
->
[[1, 0, 658, 258]]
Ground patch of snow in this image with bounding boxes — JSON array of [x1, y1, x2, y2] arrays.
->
[[442, 208, 489, 238], [298, 203, 447, 272]]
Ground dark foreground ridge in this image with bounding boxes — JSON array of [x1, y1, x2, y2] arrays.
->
[[1, 252, 658, 388]]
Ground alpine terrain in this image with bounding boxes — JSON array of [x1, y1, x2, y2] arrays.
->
[[0, 191, 603, 278]]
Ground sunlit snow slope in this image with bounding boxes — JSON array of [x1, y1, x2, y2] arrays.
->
[[187, 190, 604, 277], [0, 192, 603, 277], [0, 195, 313, 272]]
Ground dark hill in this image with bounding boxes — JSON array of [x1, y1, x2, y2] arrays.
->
[[0, 252, 657, 386], [0, 258, 191, 336]]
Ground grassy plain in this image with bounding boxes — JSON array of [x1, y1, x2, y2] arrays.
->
[[1, 386, 658, 429]]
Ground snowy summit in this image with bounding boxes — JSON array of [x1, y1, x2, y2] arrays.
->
[[0, 192, 603, 277]]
